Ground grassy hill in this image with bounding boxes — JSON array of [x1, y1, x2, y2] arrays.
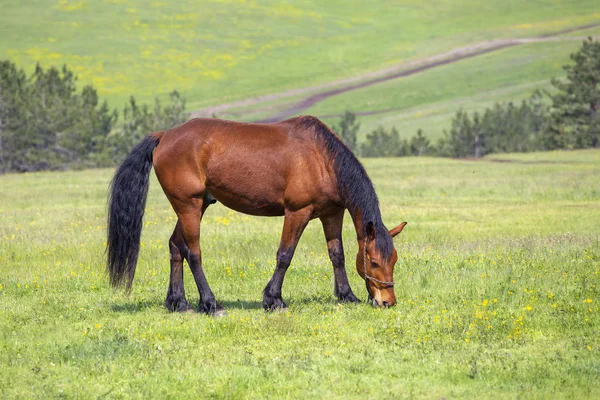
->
[[221, 25, 600, 139], [2, 0, 600, 128], [319, 26, 600, 140]]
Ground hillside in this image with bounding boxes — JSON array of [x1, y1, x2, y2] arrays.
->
[[1, 0, 600, 133]]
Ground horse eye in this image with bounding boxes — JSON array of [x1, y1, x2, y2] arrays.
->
[[370, 261, 378, 268]]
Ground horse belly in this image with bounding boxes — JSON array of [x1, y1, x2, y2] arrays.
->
[[205, 165, 286, 217]]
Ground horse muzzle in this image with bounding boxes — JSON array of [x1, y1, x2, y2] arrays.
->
[[371, 298, 395, 308]]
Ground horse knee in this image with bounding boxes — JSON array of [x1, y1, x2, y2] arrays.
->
[[328, 246, 345, 268]]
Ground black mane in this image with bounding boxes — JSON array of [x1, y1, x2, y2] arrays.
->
[[294, 116, 394, 259]]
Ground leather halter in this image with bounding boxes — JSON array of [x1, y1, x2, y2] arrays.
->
[[363, 238, 395, 288]]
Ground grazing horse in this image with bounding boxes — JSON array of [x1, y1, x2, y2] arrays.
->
[[107, 115, 406, 314]]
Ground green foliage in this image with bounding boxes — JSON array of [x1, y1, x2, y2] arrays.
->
[[435, 38, 600, 158], [333, 110, 360, 152], [361, 126, 434, 158], [361, 126, 407, 157], [1, 151, 599, 397], [436, 92, 551, 158], [549, 37, 600, 149], [0, 60, 188, 172], [436, 109, 479, 158], [0, 61, 116, 171], [0, 61, 27, 172], [409, 129, 433, 156], [102, 91, 187, 164]]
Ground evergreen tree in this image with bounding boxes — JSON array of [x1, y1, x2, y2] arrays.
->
[[104, 91, 187, 164], [0, 62, 117, 171], [0, 61, 28, 172], [437, 109, 477, 157], [333, 110, 360, 152], [0, 60, 185, 172], [361, 126, 409, 157], [549, 37, 600, 148], [409, 129, 432, 156]]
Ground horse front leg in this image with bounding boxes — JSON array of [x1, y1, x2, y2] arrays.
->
[[263, 208, 312, 311], [320, 210, 360, 303], [164, 221, 193, 312]]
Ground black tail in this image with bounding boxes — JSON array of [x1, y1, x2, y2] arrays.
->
[[107, 134, 161, 290]]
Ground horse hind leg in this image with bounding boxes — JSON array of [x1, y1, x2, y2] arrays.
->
[[177, 198, 224, 316], [164, 221, 193, 312]]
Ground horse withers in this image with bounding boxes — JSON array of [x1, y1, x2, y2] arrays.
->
[[107, 115, 406, 314]]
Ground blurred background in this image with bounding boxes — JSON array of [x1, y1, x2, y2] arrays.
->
[[1, 0, 599, 171]]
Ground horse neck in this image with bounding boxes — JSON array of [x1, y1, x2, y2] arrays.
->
[[333, 168, 383, 242], [348, 205, 395, 263], [348, 205, 383, 242]]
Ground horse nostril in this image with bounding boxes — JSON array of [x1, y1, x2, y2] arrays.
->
[[382, 301, 390, 307]]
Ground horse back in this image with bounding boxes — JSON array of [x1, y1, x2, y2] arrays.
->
[[153, 117, 341, 217]]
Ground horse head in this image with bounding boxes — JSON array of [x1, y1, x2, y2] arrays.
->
[[356, 221, 407, 307]]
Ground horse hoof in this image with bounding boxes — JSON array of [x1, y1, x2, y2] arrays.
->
[[338, 292, 361, 303], [213, 309, 227, 318], [177, 303, 194, 313], [165, 297, 193, 313], [199, 300, 224, 315], [263, 297, 287, 311]]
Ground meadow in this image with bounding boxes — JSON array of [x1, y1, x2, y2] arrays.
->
[[3, 1, 600, 151], [1, 150, 599, 398], [225, 25, 600, 139], [311, 26, 600, 139], [2, 0, 600, 114]]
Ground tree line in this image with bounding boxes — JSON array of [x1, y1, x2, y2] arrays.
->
[[0, 61, 187, 172], [0, 38, 598, 172], [335, 37, 599, 158]]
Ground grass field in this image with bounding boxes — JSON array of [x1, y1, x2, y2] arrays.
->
[[2, 1, 600, 113], [224, 25, 600, 139], [3, 1, 600, 150], [315, 27, 600, 139], [1, 150, 599, 398]]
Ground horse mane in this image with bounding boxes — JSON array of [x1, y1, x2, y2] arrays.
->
[[293, 116, 394, 259]]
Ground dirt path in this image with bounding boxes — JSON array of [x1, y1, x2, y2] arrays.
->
[[317, 80, 548, 120], [191, 23, 600, 122]]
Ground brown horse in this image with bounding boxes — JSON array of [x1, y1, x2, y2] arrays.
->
[[107, 115, 406, 314]]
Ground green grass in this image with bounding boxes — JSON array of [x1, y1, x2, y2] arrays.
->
[[1, 1, 600, 111], [3, 1, 600, 149], [1, 150, 599, 398], [311, 26, 600, 139]]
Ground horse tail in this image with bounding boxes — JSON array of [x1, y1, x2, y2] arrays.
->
[[107, 133, 162, 290]]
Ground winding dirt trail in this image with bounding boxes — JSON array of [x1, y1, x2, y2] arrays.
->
[[191, 23, 600, 122]]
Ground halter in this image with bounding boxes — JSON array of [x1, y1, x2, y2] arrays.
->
[[363, 238, 395, 288]]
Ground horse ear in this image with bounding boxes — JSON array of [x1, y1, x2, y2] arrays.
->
[[366, 221, 376, 241], [389, 222, 407, 238]]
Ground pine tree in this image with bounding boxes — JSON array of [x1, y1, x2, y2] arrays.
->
[[333, 110, 360, 152], [409, 129, 432, 156], [550, 37, 600, 148], [361, 126, 408, 157]]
